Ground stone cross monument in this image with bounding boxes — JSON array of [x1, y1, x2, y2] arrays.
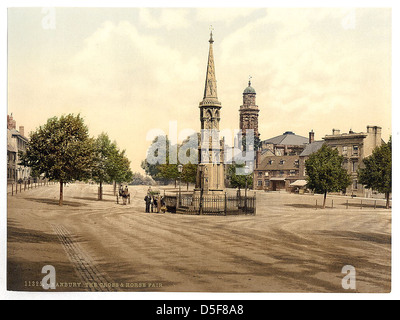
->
[[195, 29, 225, 195]]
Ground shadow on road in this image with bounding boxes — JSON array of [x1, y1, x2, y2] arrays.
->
[[7, 225, 59, 244], [25, 197, 87, 207], [73, 196, 114, 203]]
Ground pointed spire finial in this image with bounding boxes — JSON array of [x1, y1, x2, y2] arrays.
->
[[248, 75, 252, 87], [209, 25, 214, 43]]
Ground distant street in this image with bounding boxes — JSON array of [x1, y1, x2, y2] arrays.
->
[[7, 183, 391, 293]]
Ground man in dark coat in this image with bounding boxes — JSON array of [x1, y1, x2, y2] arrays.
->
[[144, 195, 151, 213]]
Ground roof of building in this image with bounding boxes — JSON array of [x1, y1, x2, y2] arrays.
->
[[10, 129, 28, 141], [257, 155, 300, 171], [299, 140, 325, 157], [243, 80, 256, 94], [262, 131, 309, 146]]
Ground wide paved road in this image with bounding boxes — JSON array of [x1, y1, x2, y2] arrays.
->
[[7, 183, 391, 293]]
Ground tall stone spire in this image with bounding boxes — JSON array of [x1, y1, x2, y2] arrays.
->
[[201, 28, 220, 106], [195, 29, 225, 194]]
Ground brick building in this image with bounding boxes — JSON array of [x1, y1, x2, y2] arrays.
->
[[323, 126, 383, 196], [7, 114, 31, 183], [297, 126, 384, 197], [254, 131, 313, 191]]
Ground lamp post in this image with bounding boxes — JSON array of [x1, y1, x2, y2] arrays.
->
[[178, 164, 183, 208], [244, 165, 250, 213]]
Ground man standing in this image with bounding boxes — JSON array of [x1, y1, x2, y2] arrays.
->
[[144, 195, 151, 213]]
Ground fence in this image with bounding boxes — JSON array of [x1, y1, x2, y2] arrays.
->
[[164, 194, 256, 216], [8, 179, 56, 196], [311, 197, 391, 210]]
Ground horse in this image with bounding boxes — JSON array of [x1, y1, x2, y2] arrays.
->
[[118, 186, 130, 205]]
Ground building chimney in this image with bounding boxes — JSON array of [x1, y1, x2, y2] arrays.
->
[[256, 149, 261, 168], [332, 129, 340, 135], [309, 130, 315, 144], [8, 114, 16, 130], [19, 126, 25, 137], [367, 125, 382, 149]]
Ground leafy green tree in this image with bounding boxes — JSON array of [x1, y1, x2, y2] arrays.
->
[[92, 133, 118, 199], [109, 148, 133, 194], [130, 172, 154, 185], [305, 144, 351, 208], [227, 164, 253, 195], [142, 135, 198, 188], [181, 163, 198, 190], [141, 135, 168, 184], [358, 138, 392, 209], [158, 163, 179, 187], [19, 114, 94, 206]]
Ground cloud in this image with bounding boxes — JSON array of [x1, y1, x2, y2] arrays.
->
[[217, 8, 391, 137], [139, 8, 190, 30], [195, 8, 259, 25], [7, 8, 391, 172]]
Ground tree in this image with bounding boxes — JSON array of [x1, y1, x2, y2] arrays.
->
[[358, 138, 392, 209], [158, 163, 179, 187], [109, 148, 134, 194], [130, 172, 154, 186], [19, 114, 94, 206], [227, 164, 253, 195], [92, 133, 118, 199], [142, 134, 198, 187], [141, 135, 168, 184], [181, 163, 198, 190], [305, 144, 351, 208]]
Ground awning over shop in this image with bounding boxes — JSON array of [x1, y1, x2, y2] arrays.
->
[[290, 180, 308, 187], [269, 177, 286, 181]]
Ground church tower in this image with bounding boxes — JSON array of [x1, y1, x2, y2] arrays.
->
[[240, 79, 260, 141], [196, 30, 225, 194]]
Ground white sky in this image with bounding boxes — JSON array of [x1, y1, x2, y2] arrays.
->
[[7, 7, 392, 172]]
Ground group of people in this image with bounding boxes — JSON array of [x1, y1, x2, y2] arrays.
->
[[144, 187, 166, 213]]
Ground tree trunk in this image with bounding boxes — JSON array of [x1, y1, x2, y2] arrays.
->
[[322, 192, 327, 209], [59, 180, 64, 206], [386, 192, 390, 209], [113, 181, 116, 196], [187, 182, 189, 191], [99, 181, 103, 200]]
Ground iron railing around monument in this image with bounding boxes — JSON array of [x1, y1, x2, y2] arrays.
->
[[164, 194, 256, 216]]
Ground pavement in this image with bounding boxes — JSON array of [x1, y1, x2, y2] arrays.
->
[[6, 183, 391, 293]]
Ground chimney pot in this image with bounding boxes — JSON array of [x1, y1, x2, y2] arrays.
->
[[309, 130, 315, 144]]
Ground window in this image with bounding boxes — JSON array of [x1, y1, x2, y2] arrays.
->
[[280, 160, 286, 165], [290, 170, 297, 176], [353, 145, 359, 156], [342, 146, 348, 156], [268, 160, 274, 165], [353, 180, 358, 190], [264, 180, 270, 187], [258, 172, 263, 178], [352, 161, 358, 172], [258, 180, 263, 187], [294, 160, 300, 167], [265, 172, 269, 177], [279, 171, 285, 176]]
